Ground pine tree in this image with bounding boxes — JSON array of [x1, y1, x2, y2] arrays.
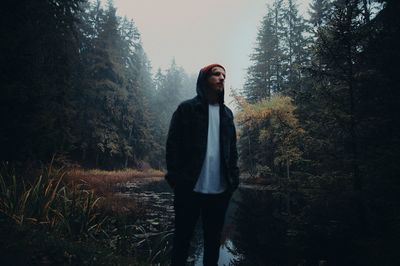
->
[[0, 0, 84, 161], [243, 0, 286, 103], [311, 0, 366, 190], [155, 59, 184, 135], [308, 0, 332, 28], [77, 2, 159, 168], [244, 0, 308, 104], [282, 0, 309, 100]]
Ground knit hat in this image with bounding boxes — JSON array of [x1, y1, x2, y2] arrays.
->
[[200, 63, 225, 77]]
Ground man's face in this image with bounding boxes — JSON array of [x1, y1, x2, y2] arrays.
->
[[206, 66, 225, 93]]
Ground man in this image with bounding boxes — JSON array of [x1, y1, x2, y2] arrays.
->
[[165, 63, 240, 266]]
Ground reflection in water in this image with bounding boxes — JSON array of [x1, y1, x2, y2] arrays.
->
[[231, 187, 289, 266], [120, 179, 241, 265], [119, 179, 394, 266], [229, 185, 399, 266], [186, 189, 242, 265], [194, 239, 239, 266]]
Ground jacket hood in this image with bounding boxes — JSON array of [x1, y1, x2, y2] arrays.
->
[[196, 64, 225, 105]]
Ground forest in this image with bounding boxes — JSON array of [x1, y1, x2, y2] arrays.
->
[[0, 0, 399, 265]]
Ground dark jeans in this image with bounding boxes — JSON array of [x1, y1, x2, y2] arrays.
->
[[171, 185, 232, 266]]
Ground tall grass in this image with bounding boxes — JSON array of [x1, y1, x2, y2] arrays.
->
[[0, 163, 106, 238], [0, 161, 171, 265]]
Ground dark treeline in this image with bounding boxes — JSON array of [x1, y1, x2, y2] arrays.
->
[[234, 0, 400, 265], [0, 0, 195, 170]]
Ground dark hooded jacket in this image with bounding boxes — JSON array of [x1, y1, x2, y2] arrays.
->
[[164, 67, 240, 193]]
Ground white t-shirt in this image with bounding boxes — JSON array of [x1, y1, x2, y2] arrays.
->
[[193, 103, 227, 193]]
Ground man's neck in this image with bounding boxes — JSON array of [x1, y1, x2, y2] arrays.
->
[[206, 92, 219, 105]]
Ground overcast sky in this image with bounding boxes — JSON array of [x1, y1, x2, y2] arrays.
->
[[112, 0, 310, 109]]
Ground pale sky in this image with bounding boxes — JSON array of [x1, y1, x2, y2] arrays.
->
[[112, 0, 310, 110]]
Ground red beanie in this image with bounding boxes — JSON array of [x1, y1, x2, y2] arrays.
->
[[201, 63, 225, 76]]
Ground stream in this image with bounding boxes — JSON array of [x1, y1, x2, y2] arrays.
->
[[116, 177, 241, 265], [116, 178, 377, 266]]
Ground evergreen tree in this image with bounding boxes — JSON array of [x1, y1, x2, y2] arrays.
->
[[310, 0, 367, 189], [243, 0, 308, 103], [308, 0, 332, 28], [155, 59, 184, 135], [0, 0, 84, 161], [282, 0, 309, 100], [243, 0, 285, 102], [75, 2, 155, 168]]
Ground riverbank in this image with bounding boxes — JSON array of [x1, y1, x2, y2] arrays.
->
[[0, 164, 169, 265]]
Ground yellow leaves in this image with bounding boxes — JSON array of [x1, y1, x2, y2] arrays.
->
[[259, 129, 271, 142], [237, 93, 305, 169], [236, 94, 297, 126]]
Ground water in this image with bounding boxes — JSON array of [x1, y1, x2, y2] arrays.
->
[[116, 178, 397, 266], [117, 177, 241, 265], [194, 239, 239, 266], [191, 189, 242, 266]]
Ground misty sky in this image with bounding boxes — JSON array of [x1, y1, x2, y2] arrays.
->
[[112, 0, 311, 109]]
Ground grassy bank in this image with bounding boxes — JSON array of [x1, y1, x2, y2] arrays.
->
[[0, 163, 168, 265]]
